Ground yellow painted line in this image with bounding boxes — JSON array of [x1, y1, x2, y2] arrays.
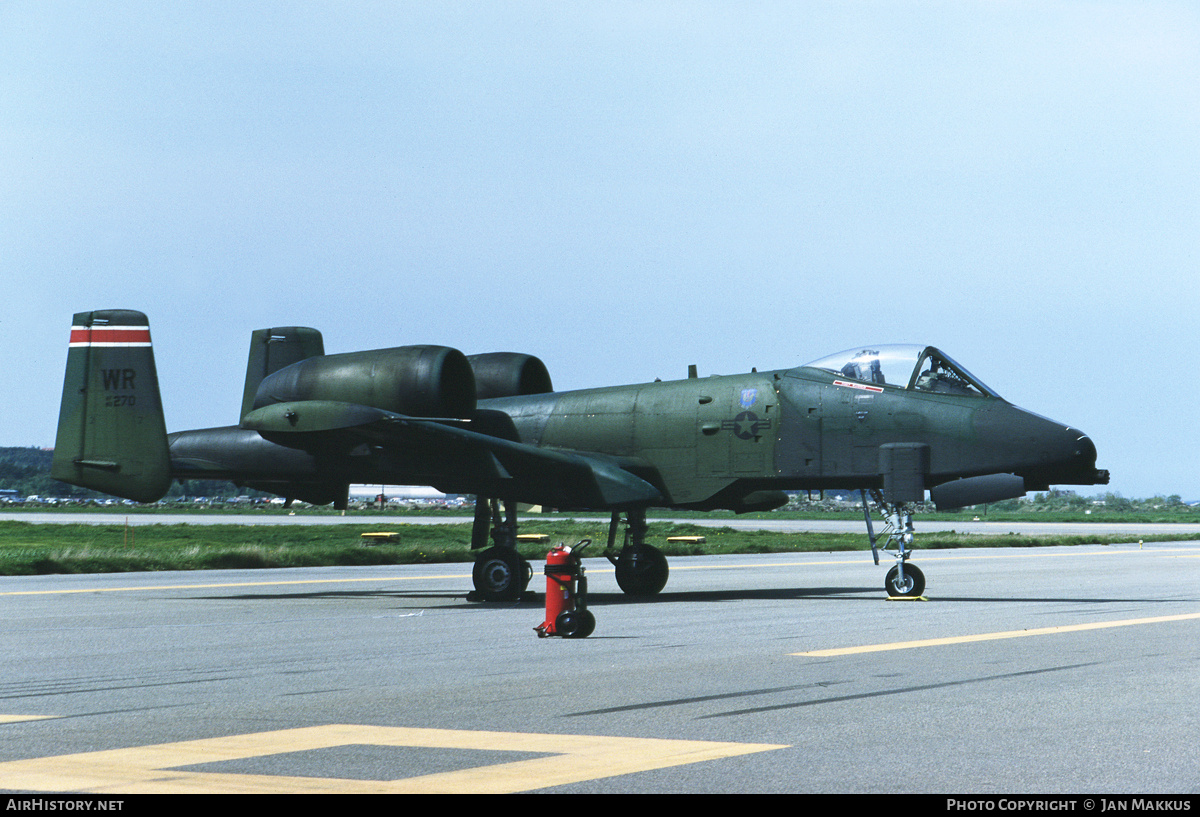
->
[[0, 715, 58, 724], [666, 559, 864, 570], [794, 611, 1200, 657], [644, 547, 1185, 573], [0, 724, 787, 794]]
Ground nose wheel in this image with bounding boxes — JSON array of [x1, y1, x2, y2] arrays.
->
[[885, 563, 925, 597]]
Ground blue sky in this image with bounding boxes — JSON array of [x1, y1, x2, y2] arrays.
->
[[3, 2, 1197, 498]]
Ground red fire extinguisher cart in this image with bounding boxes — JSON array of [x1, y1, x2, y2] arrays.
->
[[535, 539, 596, 638]]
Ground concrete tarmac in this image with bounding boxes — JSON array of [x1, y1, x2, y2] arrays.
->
[[1, 538, 1198, 793]]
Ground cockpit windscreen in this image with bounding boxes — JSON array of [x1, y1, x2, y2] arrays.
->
[[802, 345, 999, 398]]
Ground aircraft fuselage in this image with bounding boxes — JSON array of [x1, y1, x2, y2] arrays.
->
[[477, 362, 1101, 512]]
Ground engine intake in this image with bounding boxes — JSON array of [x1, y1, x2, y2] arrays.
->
[[467, 352, 553, 400]]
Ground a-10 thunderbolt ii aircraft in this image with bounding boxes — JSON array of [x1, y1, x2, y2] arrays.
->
[[53, 309, 1108, 600]]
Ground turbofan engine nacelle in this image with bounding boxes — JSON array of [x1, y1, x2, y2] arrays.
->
[[467, 352, 553, 400], [252, 345, 477, 419]]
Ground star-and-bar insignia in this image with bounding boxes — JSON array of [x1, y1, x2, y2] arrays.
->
[[722, 411, 772, 440]]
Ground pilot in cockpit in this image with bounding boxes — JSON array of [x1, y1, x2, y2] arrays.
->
[[915, 357, 976, 395], [840, 352, 885, 384]]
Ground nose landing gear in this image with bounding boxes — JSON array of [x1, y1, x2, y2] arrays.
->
[[863, 489, 926, 598]]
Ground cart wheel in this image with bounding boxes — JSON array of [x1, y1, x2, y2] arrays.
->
[[556, 609, 596, 638], [571, 610, 596, 638]]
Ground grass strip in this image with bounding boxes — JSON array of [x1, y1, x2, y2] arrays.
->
[[0, 520, 1197, 575]]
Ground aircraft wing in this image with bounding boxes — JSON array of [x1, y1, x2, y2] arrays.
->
[[239, 400, 661, 509]]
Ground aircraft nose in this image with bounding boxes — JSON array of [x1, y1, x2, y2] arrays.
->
[[1072, 431, 1097, 466], [1026, 414, 1094, 469], [1065, 430, 1109, 484], [1059, 424, 1097, 467], [975, 405, 1107, 486], [1037, 416, 1108, 485]]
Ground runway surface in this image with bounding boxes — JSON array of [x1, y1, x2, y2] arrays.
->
[[1, 537, 1199, 793]]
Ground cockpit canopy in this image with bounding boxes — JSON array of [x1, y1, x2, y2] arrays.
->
[[802, 345, 1000, 398]]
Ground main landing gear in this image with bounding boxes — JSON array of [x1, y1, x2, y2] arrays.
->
[[469, 498, 533, 602], [861, 489, 926, 598], [603, 508, 669, 597], [467, 500, 670, 601]]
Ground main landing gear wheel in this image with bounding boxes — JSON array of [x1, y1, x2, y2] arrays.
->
[[885, 563, 925, 597], [614, 544, 669, 597], [472, 547, 531, 602]]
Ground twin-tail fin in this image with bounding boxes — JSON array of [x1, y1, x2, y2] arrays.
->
[[239, 326, 324, 422], [51, 310, 171, 503]]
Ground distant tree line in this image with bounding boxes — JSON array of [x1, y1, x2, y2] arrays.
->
[[984, 489, 1188, 513], [785, 486, 1192, 514], [0, 447, 59, 497]]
